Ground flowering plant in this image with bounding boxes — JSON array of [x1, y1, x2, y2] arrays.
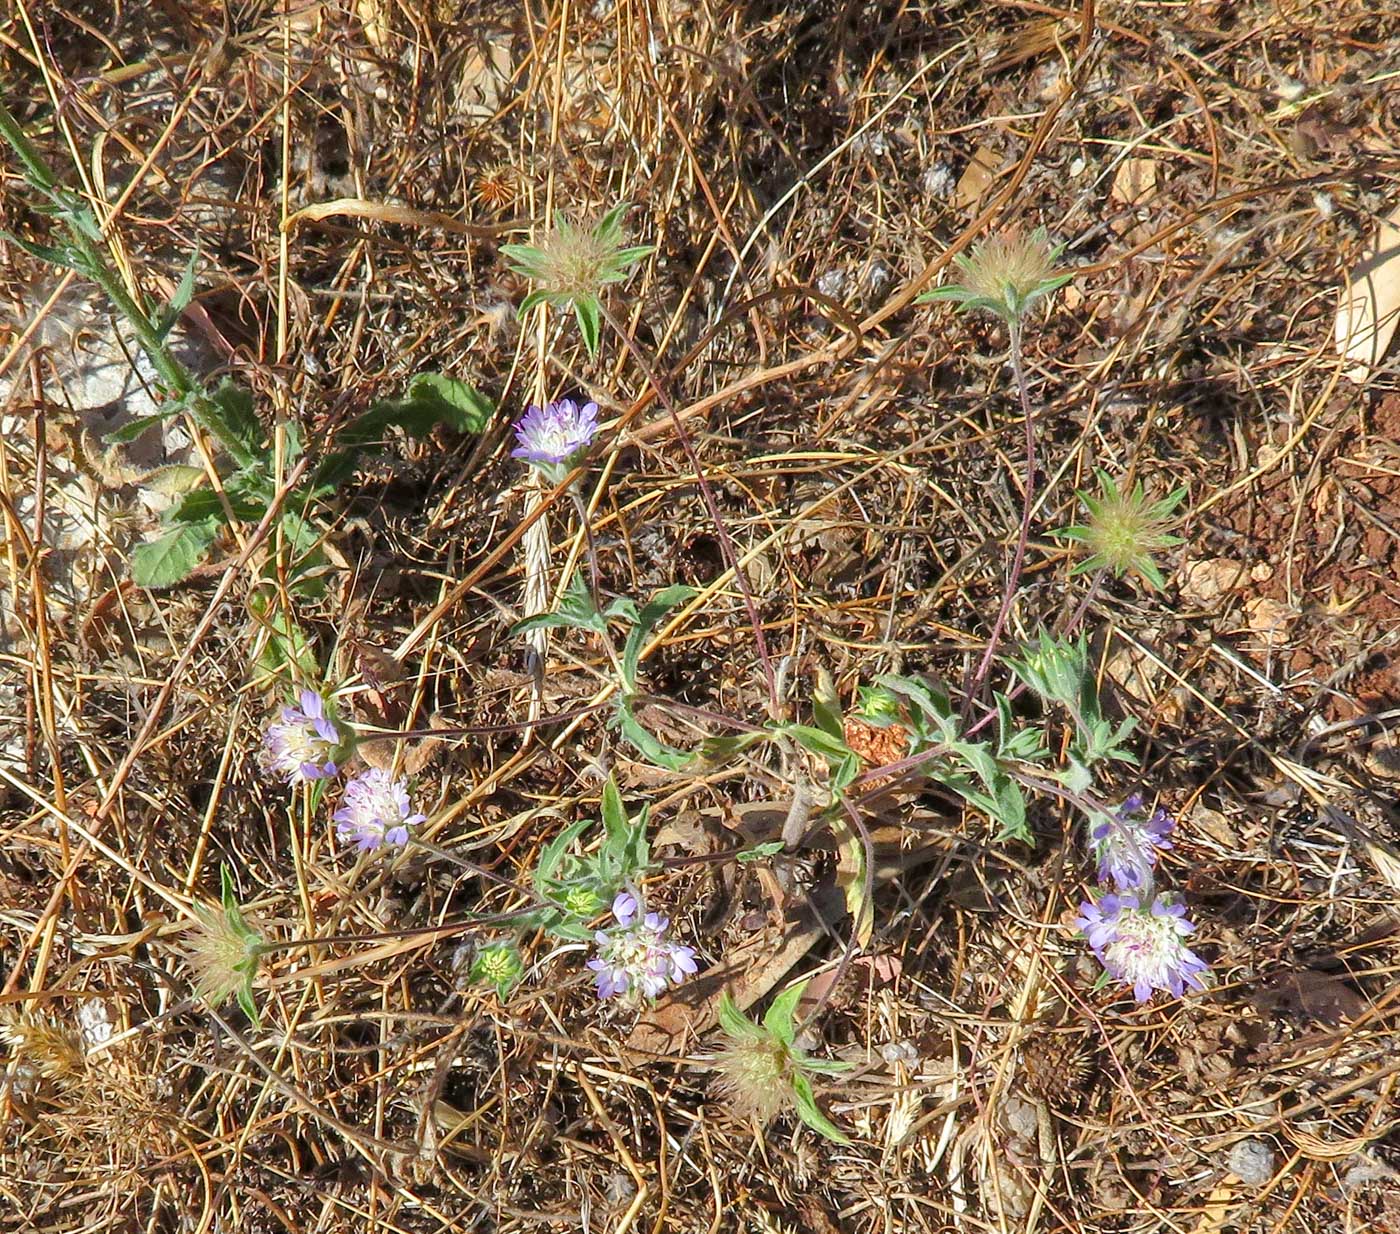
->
[[712, 978, 852, 1143], [1075, 891, 1209, 1003], [502, 203, 654, 355], [587, 890, 698, 1005], [184, 866, 265, 1024], [510, 398, 601, 481], [333, 768, 426, 852], [261, 688, 342, 784], [1089, 794, 1175, 891]]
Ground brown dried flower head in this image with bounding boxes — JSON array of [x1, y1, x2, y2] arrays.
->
[[712, 1032, 796, 1124], [1, 1012, 86, 1084]]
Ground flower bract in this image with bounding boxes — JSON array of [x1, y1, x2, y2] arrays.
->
[[333, 768, 425, 852], [1075, 891, 1208, 1003], [501, 202, 654, 355], [918, 226, 1070, 323], [1058, 468, 1187, 590]]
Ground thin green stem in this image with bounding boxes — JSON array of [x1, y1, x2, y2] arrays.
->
[[0, 98, 193, 398], [567, 486, 624, 678]]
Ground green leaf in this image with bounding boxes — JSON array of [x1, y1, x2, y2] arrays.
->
[[614, 697, 692, 771], [196, 380, 264, 468], [594, 201, 630, 246], [154, 247, 199, 340], [220, 865, 240, 919], [248, 591, 319, 681], [762, 979, 807, 1045], [736, 839, 785, 862], [574, 295, 601, 357], [131, 518, 219, 588], [512, 572, 608, 638], [800, 1056, 855, 1075], [3, 229, 88, 274], [717, 992, 763, 1041], [811, 681, 845, 743], [511, 610, 585, 636], [164, 481, 263, 525], [784, 723, 854, 766], [535, 817, 593, 887], [235, 978, 260, 1027], [621, 584, 697, 691], [500, 243, 549, 280], [603, 596, 640, 624], [791, 1072, 850, 1143], [829, 752, 861, 795], [698, 731, 769, 764], [604, 245, 656, 277], [319, 372, 494, 488], [600, 776, 628, 848], [140, 464, 207, 497], [105, 409, 179, 445]]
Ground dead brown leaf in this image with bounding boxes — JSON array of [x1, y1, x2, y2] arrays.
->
[[1110, 157, 1159, 208], [1335, 204, 1400, 383]]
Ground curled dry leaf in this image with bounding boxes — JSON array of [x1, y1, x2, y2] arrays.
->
[[1335, 204, 1400, 384]]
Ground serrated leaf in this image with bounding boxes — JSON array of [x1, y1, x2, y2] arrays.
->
[[791, 1071, 850, 1144], [131, 518, 218, 588]]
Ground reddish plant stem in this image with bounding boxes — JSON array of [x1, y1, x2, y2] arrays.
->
[[963, 317, 1036, 714], [597, 300, 779, 715]]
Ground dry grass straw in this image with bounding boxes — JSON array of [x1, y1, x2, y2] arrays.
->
[[2, 0, 1400, 1230]]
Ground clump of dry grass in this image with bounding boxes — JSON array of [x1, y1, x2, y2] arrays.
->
[[3, 0, 1400, 1231]]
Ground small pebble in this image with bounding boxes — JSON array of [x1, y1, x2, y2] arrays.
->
[[1227, 1138, 1275, 1186]]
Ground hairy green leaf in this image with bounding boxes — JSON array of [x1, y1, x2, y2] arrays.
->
[[131, 518, 218, 588]]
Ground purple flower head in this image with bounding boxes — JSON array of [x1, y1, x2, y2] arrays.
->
[[510, 398, 600, 470], [1089, 794, 1175, 891], [333, 768, 426, 852], [1075, 891, 1208, 1003], [261, 688, 340, 784], [587, 889, 698, 1006]]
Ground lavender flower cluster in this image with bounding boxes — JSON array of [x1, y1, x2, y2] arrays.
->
[[261, 689, 423, 854], [1074, 795, 1208, 1003], [588, 891, 698, 1006]]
